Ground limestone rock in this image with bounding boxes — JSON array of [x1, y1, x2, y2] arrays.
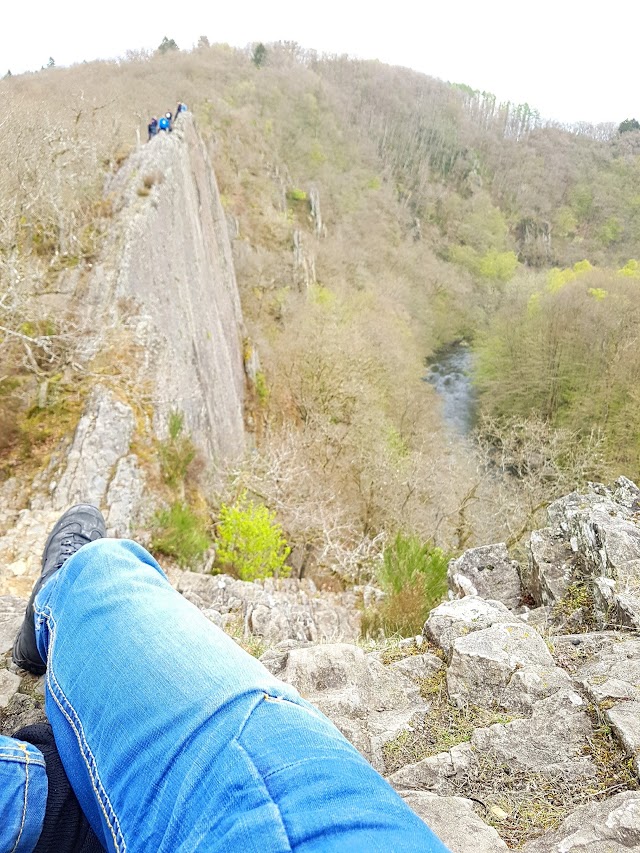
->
[[0, 692, 46, 736], [105, 454, 144, 537], [390, 690, 596, 793], [499, 664, 574, 713], [52, 385, 135, 510], [94, 115, 246, 462], [469, 690, 595, 779], [263, 643, 427, 771], [0, 670, 21, 709], [521, 791, 640, 852], [425, 596, 519, 659], [447, 622, 555, 709], [527, 527, 576, 605], [172, 570, 360, 644], [576, 638, 640, 776], [0, 596, 26, 654], [388, 653, 443, 682], [400, 791, 508, 852], [448, 543, 521, 609]]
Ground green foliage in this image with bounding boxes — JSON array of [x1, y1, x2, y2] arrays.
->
[[476, 265, 640, 480], [599, 216, 622, 246], [365, 535, 449, 637], [618, 259, 640, 277], [252, 43, 268, 68], [216, 491, 291, 581], [151, 502, 210, 567], [478, 250, 519, 282], [158, 411, 196, 490], [255, 371, 269, 404], [619, 118, 640, 134], [287, 188, 308, 202], [157, 37, 179, 55], [588, 287, 607, 300]]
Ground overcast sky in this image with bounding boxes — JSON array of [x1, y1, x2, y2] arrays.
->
[[2, 0, 637, 125]]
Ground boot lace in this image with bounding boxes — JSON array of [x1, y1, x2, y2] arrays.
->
[[53, 533, 90, 571]]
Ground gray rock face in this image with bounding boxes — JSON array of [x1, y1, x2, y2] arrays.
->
[[425, 596, 519, 659], [0, 596, 26, 653], [576, 638, 640, 776], [446, 622, 556, 710], [521, 791, 640, 852], [448, 543, 521, 609], [400, 791, 508, 852], [537, 479, 640, 627], [388, 653, 443, 681], [389, 690, 596, 793], [528, 527, 577, 605], [0, 670, 21, 709], [261, 643, 426, 772], [52, 385, 136, 511], [92, 115, 246, 462], [172, 570, 361, 644], [470, 690, 595, 778], [105, 455, 144, 537]]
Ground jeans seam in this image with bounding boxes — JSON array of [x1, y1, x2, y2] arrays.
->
[[0, 752, 46, 767], [234, 739, 294, 852], [38, 604, 126, 853], [9, 743, 29, 853]]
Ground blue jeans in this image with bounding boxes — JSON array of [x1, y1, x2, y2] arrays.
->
[[0, 539, 449, 852]]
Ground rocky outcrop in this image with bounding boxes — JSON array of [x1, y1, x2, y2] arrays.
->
[[86, 114, 246, 461], [521, 792, 640, 852], [400, 792, 508, 852], [524, 478, 640, 628], [448, 543, 521, 610], [0, 114, 248, 594], [3, 476, 640, 850], [171, 569, 361, 645]]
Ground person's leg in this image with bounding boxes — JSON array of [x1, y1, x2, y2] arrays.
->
[[11, 723, 103, 853], [0, 734, 48, 853], [34, 537, 449, 853]]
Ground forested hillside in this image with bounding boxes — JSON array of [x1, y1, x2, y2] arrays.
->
[[2, 40, 640, 596]]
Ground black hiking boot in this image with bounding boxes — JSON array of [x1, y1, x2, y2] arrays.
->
[[12, 504, 107, 675]]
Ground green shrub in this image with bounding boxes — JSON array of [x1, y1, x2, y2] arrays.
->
[[216, 491, 291, 581], [159, 411, 196, 490], [151, 501, 210, 567], [368, 534, 449, 637], [287, 188, 308, 202]]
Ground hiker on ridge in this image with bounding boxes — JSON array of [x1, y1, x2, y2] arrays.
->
[[147, 116, 158, 140]]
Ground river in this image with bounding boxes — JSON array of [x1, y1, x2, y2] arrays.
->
[[424, 343, 477, 437]]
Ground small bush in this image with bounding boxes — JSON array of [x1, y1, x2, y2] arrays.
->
[[216, 491, 291, 581], [159, 411, 196, 490], [151, 501, 210, 567], [366, 534, 449, 637], [287, 188, 307, 202]]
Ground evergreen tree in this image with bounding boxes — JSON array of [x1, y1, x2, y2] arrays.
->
[[252, 43, 267, 68], [157, 37, 179, 55], [197, 35, 210, 49], [4, 70, 11, 78], [618, 118, 640, 134]]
